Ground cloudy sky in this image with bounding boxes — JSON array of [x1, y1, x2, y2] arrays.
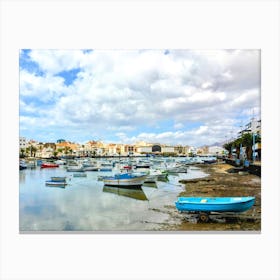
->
[[19, 49, 260, 147]]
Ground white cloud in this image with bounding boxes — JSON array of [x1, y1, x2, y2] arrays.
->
[[20, 49, 261, 145]]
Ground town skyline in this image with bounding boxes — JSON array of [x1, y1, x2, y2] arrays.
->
[[20, 49, 261, 146]]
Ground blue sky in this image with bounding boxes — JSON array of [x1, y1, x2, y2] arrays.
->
[[19, 49, 261, 146]]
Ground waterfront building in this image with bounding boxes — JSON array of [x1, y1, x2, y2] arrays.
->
[[19, 137, 27, 150], [197, 146, 209, 155], [187, 146, 197, 155], [208, 145, 226, 155], [137, 146, 152, 154], [56, 141, 79, 156], [238, 118, 261, 137], [161, 146, 175, 153]]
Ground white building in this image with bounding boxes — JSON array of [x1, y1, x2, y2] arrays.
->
[[19, 137, 27, 150], [208, 146, 226, 155], [137, 146, 152, 153], [161, 146, 175, 153], [239, 118, 261, 136]]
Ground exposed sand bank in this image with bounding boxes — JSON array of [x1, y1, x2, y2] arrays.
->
[[161, 163, 261, 231]]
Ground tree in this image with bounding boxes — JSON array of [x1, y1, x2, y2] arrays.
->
[[64, 146, 70, 155], [241, 133, 253, 160], [26, 145, 37, 157], [20, 148, 26, 158], [223, 142, 234, 158], [233, 138, 242, 159]]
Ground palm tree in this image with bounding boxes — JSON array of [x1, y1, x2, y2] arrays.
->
[[57, 148, 63, 156], [20, 148, 25, 158], [223, 142, 234, 158], [64, 146, 71, 155], [241, 133, 253, 160], [26, 145, 37, 158], [233, 138, 242, 159]]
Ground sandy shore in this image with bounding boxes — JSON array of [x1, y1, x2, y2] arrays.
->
[[161, 163, 261, 231]]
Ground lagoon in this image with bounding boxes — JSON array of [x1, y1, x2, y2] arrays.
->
[[19, 162, 207, 232]]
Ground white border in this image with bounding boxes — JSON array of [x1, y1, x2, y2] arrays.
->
[[1, 1, 279, 280]]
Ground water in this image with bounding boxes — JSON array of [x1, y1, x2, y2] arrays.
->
[[19, 164, 207, 232]]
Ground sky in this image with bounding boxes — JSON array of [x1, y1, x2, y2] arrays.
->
[[19, 49, 261, 147]]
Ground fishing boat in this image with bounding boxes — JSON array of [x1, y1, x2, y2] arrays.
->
[[175, 197, 255, 213], [99, 162, 113, 171], [103, 173, 147, 188], [45, 180, 67, 187], [66, 166, 84, 172], [41, 163, 59, 168], [83, 166, 99, 171], [51, 176, 67, 182], [19, 160, 27, 170], [73, 173, 87, 177]]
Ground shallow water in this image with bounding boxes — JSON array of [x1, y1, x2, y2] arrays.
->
[[19, 164, 207, 232]]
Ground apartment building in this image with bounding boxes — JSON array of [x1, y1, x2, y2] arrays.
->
[[239, 118, 261, 137]]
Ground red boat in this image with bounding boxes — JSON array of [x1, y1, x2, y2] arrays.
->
[[41, 163, 59, 168], [123, 165, 132, 170]]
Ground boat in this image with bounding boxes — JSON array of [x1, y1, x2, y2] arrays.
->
[[103, 173, 147, 188], [19, 160, 27, 170], [55, 159, 66, 165], [51, 176, 67, 182], [83, 166, 99, 171], [66, 166, 84, 172], [175, 197, 255, 213], [99, 163, 113, 171], [45, 180, 67, 187], [135, 163, 151, 169], [203, 159, 217, 164], [73, 173, 87, 177], [41, 163, 59, 168]]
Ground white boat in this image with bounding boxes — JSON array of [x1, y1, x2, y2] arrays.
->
[[103, 173, 147, 188], [45, 180, 67, 187], [66, 166, 84, 172], [83, 166, 99, 171], [51, 176, 67, 182]]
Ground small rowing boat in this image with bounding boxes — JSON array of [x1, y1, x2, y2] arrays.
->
[[175, 197, 255, 213], [45, 180, 67, 187], [51, 176, 66, 182], [73, 173, 87, 177], [41, 163, 59, 168]]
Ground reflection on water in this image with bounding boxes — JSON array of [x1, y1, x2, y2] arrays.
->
[[143, 182, 158, 188], [45, 184, 66, 189], [19, 165, 207, 231], [19, 171, 26, 184], [103, 186, 148, 201]]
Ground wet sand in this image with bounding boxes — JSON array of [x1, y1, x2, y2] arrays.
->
[[160, 163, 261, 231]]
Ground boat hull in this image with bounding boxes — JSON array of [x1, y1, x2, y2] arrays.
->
[[175, 197, 255, 213], [73, 173, 87, 177], [51, 177, 66, 182], [66, 168, 84, 172], [41, 163, 59, 168], [103, 174, 146, 188]]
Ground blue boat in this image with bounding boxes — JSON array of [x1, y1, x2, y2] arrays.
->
[[175, 197, 255, 213]]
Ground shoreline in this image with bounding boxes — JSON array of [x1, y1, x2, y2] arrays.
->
[[161, 163, 261, 231]]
